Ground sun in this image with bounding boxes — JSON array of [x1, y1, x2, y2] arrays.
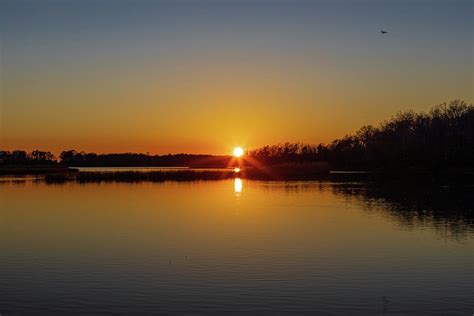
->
[[233, 147, 244, 158]]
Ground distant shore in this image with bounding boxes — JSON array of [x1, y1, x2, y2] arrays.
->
[[0, 165, 79, 175], [1, 164, 472, 185]]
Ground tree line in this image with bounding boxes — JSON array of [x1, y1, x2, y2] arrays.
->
[[1, 100, 473, 171], [248, 100, 474, 170], [58, 152, 231, 168], [0, 150, 57, 165], [0, 150, 232, 168]]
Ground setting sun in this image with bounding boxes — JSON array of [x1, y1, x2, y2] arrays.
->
[[233, 147, 244, 158]]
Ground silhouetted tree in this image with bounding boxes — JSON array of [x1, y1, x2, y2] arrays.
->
[[0, 150, 57, 165], [248, 100, 474, 171], [31, 150, 56, 164]]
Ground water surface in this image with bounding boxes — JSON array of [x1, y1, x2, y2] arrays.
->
[[1, 180, 473, 315]]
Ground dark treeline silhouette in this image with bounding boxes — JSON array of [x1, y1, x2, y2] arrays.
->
[[0, 150, 232, 168], [58, 151, 233, 168], [0, 150, 57, 165], [248, 100, 474, 171]]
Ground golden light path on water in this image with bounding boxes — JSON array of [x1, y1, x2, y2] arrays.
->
[[234, 178, 243, 194]]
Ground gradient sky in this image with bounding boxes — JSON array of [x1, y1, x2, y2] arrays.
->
[[1, 0, 472, 154]]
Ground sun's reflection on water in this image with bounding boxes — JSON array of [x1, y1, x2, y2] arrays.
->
[[234, 178, 242, 194]]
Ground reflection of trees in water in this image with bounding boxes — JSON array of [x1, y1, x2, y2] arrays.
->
[[256, 180, 474, 240], [258, 181, 327, 194], [330, 182, 474, 241]]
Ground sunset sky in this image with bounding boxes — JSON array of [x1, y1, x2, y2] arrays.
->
[[1, 0, 472, 154]]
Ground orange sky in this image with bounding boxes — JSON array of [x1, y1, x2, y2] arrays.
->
[[1, 1, 472, 155]]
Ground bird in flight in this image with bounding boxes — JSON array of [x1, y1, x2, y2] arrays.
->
[[381, 30, 388, 34]]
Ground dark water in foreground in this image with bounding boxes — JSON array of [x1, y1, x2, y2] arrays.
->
[[0, 179, 473, 315]]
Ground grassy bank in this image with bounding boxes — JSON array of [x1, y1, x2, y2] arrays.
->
[[41, 162, 331, 183], [2, 163, 472, 185], [0, 165, 79, 175]]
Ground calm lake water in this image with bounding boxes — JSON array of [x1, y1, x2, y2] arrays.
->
[[1, 179, 473, 315]]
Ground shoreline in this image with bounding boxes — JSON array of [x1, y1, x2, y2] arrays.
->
[[0, 165, 79, 175], [1, 165, 472, 185]]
